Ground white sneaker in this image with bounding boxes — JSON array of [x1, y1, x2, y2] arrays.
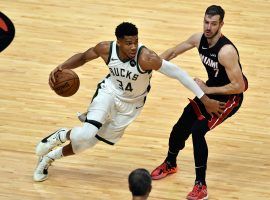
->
[[33, 156, 54, 182], [35, 128, 68, 156]]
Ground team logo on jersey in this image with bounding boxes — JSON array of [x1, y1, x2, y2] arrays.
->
[[0, 12, 15, 52], [130, 60, 136, 67]]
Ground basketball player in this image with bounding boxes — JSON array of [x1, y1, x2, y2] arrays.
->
[[129, 168, 152, 200], [0, 12, 15, 52], [33, 22, 225, 182], [150, 5, 248, 200]]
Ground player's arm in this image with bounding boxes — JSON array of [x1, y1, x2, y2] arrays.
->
[[140, 48, 225, 117], [160, 33, 202, 60], [196, 45, 245, 95], [49, 41, 110, 86]]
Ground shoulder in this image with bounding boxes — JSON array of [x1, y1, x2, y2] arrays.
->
[[190, 32, 203, 41], [188, 32, 203, 47], [218, 44, 238, 59], [94, 41, 112, 54], [138, 47, 162, 70]]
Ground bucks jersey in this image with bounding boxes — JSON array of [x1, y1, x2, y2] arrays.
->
[[104, 41, 152, 101]]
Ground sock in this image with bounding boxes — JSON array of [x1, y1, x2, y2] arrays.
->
[[47, 147, 63, 160], [58, 130, 68, 143], [195, 165, 207, 186], [165, 149, 179, 166]]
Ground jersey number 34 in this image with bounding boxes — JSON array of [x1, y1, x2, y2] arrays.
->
[[117, 80, 133, 92]]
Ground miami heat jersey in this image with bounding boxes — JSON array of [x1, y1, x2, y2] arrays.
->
[[104, 41, 152, 100], [198, 34, 243, 87]]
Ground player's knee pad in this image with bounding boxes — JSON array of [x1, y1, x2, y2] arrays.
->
[[72, 136, 99, 154], [70, 123, 99, 153]]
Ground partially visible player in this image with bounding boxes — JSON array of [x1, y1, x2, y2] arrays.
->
[[151, 5, 248, 200], [129, 168, 152, 200], [0, 12, 15, 52], [33, 22, 224, 182]]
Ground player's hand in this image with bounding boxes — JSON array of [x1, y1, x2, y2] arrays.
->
[[49, 66, 63, 89], [200, 95, 226, 117]]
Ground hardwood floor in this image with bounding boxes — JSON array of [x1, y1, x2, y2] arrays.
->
[[1, 1, 270, 199]]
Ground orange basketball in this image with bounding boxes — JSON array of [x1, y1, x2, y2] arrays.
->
[[51, 69, 80, 97]]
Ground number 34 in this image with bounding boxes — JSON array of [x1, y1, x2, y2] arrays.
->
[[117, 80, 133, 92]]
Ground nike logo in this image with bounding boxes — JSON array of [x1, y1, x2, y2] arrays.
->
[[41, 131, 56, 143], [135, 105, 144, 109], [111, 58, 118, 61], [202, 46, 208, 49]]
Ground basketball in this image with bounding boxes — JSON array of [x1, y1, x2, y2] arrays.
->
[[51, 69, 80, 97]]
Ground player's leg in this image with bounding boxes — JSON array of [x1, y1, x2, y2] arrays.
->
[[151, 103, 197, 180], [187, 95, 243, 200], [35, 128, 69, 156], [95, 97, 144, 145], [33, 122, 101, 182], [186, 119, 209, 200], [35, 80, 110, 157], [33, 87, 113, 182]]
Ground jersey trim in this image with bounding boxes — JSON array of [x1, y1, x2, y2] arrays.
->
[[95, 134, 114, 145], [106, 41, 113, 65], [91, 74, 110, 102], [136, 46, 151, 74], [189, 95, 241, 130]]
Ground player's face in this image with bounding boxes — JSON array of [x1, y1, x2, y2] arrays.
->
[[117, 35, 138, 60], [203, 14, 223, 39]]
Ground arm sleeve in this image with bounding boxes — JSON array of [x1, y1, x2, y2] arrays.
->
[[158, 59, 204, 98]]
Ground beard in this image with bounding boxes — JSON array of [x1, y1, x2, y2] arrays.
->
[[204, 28, 219, 39]]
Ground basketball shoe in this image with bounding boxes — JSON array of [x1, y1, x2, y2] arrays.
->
[[151, 161, 177, 180], [33, 155, 54, 182], [186, 182, 208, 200], [35, 128, 68, 156]]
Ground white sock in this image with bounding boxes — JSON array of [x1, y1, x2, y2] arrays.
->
[[58, 129, 68, 143], [47, 147, 63, 160]]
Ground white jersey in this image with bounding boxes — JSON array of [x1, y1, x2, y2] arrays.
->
[[104, 41, 152, 102]]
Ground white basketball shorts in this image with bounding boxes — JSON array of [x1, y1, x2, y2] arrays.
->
[[85, 82, 146, 145]]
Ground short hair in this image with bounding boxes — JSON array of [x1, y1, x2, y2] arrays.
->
[[205, 5, 225, 22], [115, 22, 138, 39], [128, 168, 152, 196]]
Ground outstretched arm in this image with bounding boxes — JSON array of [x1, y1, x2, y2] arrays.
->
[[160, 33, 202, 60], [49, 41, 110, 87], [139, 48, 225, 116]]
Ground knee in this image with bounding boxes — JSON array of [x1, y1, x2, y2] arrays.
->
[[73, 124, 98, 142], [191, 120, 209, 136], [191, 126, 205, 140], [70, 124, 99, 153]]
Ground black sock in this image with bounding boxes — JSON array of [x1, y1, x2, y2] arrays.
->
[[165, 149, 179, 166], [195, 165, 207, 186]]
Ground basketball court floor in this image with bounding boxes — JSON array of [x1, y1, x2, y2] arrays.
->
[[1, 1, 270, 199]]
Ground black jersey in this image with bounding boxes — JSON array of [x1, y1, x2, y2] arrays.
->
[[198, 34, 247, 101]]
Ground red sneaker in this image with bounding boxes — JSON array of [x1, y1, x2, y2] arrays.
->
[[186, 183, 208, 200], [151, 161, 177, 180]]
